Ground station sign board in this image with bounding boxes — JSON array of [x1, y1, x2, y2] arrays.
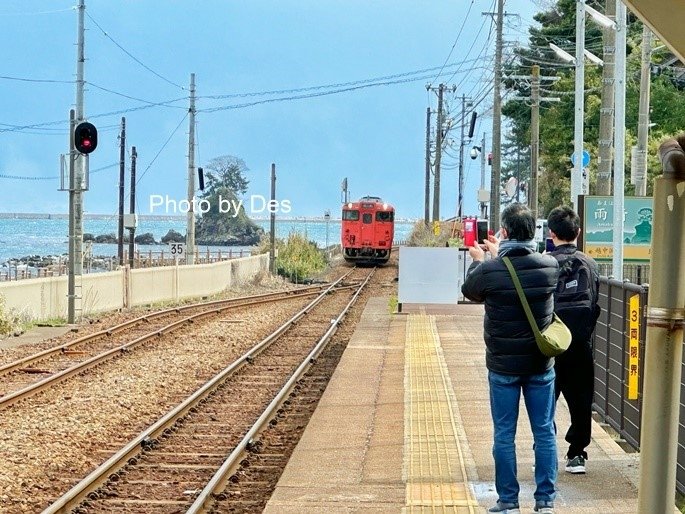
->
[[580, 196, 653, 262]]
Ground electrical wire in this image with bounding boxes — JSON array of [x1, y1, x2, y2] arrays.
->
[[85, 11, 185, 90], [136, 112, 189, 185], [0, 74, 73, 84], [0, 7, 74, 16], [199, 57, 492, 100], [86, 82, 188, 109], [199, 68, 493, 113], [0, 98, 189, 134], [443, 0, 494, 85], [431, 0, 476, 85], [0, 162, 118, 181]]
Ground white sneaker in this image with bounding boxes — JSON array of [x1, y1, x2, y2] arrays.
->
[[565, 455, 586, 474]]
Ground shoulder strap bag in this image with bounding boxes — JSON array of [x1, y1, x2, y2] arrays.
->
[[502, 256, 571, 357]]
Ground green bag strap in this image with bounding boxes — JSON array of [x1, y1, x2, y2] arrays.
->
[[502, 256, 542, 338]]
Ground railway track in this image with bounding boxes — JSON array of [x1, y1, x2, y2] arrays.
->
[[0, 281, 358, 410], [41, 267, 373, 513]]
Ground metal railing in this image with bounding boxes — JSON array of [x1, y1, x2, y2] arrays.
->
[[591, 277, 685, 495], [597, 262, 650, 285], [592, 278, 648, 450]]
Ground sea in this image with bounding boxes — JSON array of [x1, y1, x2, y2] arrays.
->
[[0, 214, 416, 265]]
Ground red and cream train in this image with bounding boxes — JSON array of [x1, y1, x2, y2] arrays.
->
[[341, 196, 395, 264]]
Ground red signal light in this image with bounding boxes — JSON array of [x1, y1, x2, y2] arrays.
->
[[74, 121, 98, 154]]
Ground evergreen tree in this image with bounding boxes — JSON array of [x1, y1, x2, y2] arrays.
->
[[195, 156, 263, 246], [500, 0, 685, 213]]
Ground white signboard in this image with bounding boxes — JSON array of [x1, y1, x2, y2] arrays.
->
[[398, 247, 461, 305], [168, 242, 186, 260]]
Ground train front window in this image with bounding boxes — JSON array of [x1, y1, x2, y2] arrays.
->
[[362, 213, 372, 224], [342, 210, 359, 221], [375, 211, 394, 222]]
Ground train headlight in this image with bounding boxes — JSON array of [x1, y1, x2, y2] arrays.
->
[[347, 203, 353, 208], [382, 203, 388, 209]]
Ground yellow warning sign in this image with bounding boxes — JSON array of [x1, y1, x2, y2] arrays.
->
[[628, 294, 640, 400], [433, 221, 441, 236]]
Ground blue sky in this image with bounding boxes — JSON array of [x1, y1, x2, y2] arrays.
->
[[0, 0, 539, 220]]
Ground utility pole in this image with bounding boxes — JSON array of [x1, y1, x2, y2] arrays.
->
[[117, 117, 126, 266], [508, 70, 559, 216], [572, 0, 587, 211], [67, 110, 77, 324], [269, 163, 276, 274], [433, 84, 445, 222], [186, 73, 196, 265], [424, 107, 431, 226], [530, 65, 540, 219], [68, 0, 86, 325], [596, 0, 616, 195], [612, 0, 626, 281], [490, 0, 505, 231], [128, 146, 137, 269], [457, 95, 470, 219], [479, 133, 487, 219], [634, 25, 652, 196]]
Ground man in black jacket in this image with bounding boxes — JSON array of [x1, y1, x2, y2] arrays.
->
[[462, 203, 559, 514], [547, 206, 600, 475]]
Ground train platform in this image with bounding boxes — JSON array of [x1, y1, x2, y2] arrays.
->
[[264, 298, 678, 513]]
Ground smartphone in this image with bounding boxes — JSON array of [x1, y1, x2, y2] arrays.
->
[[477, 220, 489, 245], [545, 238, 555, 253]]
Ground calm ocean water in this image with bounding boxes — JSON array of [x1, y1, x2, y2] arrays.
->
[[0, 215, 415, 264]]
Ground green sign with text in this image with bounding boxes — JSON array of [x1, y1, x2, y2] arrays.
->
[[582, 196, 653, 262]]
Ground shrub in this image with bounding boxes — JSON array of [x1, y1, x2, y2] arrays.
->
[[407, 221, 463, 247], [275, 233, 326, 283], [0, 295, 28, 337]]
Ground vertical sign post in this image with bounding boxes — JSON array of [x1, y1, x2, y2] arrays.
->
[[628, 293, 640, 400]]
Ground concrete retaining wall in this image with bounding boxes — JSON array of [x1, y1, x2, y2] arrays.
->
[[0, 254, 268, 320]]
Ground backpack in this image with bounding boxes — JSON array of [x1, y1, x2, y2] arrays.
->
[[552, 251, 600, 343]]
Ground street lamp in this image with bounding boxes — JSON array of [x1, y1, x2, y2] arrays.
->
[[549, 43, 575, 63], [585, 4, 615, 29]]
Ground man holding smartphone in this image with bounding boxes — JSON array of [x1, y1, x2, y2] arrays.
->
[[462, 203, 559, 514]]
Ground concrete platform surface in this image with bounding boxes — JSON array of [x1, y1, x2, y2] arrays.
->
[[264, 299, 678, 513], [0, 325, 72, 350]]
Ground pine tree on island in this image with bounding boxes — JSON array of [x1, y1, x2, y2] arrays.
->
[[194, 156, 264, 246]]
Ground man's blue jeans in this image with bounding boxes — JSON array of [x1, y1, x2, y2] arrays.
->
[[488, 368, 557, 504]]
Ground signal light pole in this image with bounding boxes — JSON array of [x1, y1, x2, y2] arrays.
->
[[68, 0, 87, 324]]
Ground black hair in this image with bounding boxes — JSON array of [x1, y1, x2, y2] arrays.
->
[[501, 203, 535, 241], [547, 205, 581, 242]]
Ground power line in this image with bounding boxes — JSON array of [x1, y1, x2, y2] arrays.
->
[[136, 112, 189, 185], [0, 61, 492, 133], [85, 11, 185, 90], [0, 7, 75, 16], [86, 81, 188, 109], [0, 97, 188, 134], [199, 68, 493, 113], [431, 0, 476, 84], [443, 0, 494, 84], [200, 57, 493, 100], [0, 162, 118, 181], [0, 74, 73, 84]]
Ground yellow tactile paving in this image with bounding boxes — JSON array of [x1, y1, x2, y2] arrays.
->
[[404, 314, 478, 513]]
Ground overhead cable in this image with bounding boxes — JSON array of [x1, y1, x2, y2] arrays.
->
[[431, 0, 476, 84], [136, 112, 189, 185], [85, 11, 185, 90]]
